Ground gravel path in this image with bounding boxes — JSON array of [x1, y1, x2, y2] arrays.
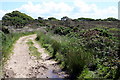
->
[[4, 34, 68, 78]]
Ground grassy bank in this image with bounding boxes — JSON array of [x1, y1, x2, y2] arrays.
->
[[35, 28, 119, 79], [36, 31, 94, 79], [0, 30, 35, 77], [1, 31, 35, 62]]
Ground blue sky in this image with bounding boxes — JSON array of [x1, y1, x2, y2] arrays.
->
[[0, 0, 119, 19]]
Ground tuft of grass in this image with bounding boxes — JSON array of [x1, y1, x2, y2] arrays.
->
[[27, 39, 34, 45], [27, 39, 41, 59], [78, 68, 98, 79]]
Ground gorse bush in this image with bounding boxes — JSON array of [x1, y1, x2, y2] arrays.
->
[[53, 26, 72, 35], [2, 11, 34, 27]]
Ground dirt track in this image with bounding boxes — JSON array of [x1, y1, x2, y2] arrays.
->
[[4, 34, 68, 78]]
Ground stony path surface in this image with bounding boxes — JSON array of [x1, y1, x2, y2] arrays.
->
[[4, 34, 68, 78]]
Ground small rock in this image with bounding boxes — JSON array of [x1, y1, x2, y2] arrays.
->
[[35, 67, 38, 69], [4, 69, 15, 78]]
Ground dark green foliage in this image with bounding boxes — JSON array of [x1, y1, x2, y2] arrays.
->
[[48, 17, 58, 21], [103, 17, 119, 21], [2, 26, 9, 34], [61, 16, 70, 21], [53, 26, 72, 35], [77, 17, 95, 21], [77, 17, 119, 21], [2, 10, 34, 27], [38, 17, 44, 20], [95, 17, 119, 21]]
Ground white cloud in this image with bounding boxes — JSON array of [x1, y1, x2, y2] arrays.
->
[[94, 6, 118, 19], [0, 0, 118, 19], [71, 0, 118, 19], [0, 0, 119, 2], [0, 10, 10, 19], [73, 0, 98, 14], [16, 1, 74, 19]]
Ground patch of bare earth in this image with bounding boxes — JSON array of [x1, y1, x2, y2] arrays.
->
[[3, 34, 68, 78]]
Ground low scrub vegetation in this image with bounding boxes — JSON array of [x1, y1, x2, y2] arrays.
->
[[36, 25, 119, 79], [1, 10, 119, 79]]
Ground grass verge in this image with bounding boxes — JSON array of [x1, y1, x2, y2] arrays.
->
[[0, 31, 35, 77], [27, 39, 41, 59]]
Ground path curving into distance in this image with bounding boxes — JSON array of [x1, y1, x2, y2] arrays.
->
[[4, 34, 68, 78]]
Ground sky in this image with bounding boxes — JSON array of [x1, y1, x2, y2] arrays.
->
[[0, 0, 119, 20]]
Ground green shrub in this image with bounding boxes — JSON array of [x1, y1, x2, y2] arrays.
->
[[79, 68, 97, 78], [53, 26, 71, 35]]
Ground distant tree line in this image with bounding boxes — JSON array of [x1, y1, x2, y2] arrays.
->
[[37, 16, 118, 21], [2, 11, 119, 28], [42, 16, 119, 21], [75, 17, 119, 21]]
